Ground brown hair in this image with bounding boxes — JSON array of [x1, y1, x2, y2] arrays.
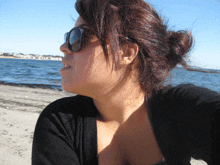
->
[[75, 0, 193, 97]]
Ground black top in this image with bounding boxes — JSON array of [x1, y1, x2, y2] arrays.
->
[[32, 84, 220, 165]]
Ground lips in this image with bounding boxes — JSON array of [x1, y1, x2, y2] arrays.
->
[[64, 64, 71, 69], [60, 61, 72, 73]]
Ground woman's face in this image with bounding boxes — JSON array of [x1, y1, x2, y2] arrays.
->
[[60, 16, 122, 97]]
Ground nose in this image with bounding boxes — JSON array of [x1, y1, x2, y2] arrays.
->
[[60, 42, 72, 54]]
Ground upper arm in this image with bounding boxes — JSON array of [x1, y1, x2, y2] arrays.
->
[[32, 99, 81, 165]]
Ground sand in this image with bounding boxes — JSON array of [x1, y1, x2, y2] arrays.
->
[[0, 84, 207, 165], [0, 85, 74, 165]]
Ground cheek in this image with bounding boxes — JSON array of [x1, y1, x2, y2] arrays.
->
[[70, 50, 97, 84], [86, 52, 114, 85], [76, 58, 92, 81]]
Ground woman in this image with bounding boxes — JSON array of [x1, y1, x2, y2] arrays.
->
[[32, 0, 220, 164]]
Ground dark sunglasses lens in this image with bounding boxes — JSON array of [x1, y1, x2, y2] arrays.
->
[[69, 28, 82, 52]]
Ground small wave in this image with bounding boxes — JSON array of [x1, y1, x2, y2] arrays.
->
[[47, 72, 57, 75], [49, 81, 61, 84]]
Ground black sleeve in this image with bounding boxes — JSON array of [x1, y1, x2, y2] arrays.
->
[[32, 97, 80, 165], [150, 84, 220, 165]]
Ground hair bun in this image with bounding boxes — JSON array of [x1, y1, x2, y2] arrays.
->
[[166, 30, 193, 68]]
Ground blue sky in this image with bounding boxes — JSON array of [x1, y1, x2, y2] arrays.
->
[[1, 0, 220, 69]]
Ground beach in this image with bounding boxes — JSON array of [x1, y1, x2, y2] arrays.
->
[[0, 84, 208, 165], [0, 85, 73, 165]]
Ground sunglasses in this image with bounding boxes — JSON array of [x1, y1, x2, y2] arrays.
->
[[64, 26, 133, 52], [64, 27, 92, 52]]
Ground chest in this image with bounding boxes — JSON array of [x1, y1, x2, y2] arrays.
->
[[96, 117, 164, 165]]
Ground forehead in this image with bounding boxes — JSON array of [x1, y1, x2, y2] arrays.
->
[[75, 16, 88, 28]]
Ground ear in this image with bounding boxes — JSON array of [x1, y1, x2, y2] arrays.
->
[[120, 42, 139, 66]]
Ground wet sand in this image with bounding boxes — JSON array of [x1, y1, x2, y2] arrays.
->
[[0, 84, 207, 165]]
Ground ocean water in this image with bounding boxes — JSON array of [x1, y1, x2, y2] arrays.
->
[[167, 67, 220, 93], [0, 58, 220, 93], [0, 58, 62, 90]]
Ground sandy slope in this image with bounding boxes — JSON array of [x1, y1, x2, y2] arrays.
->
[[0, 85, 207, 165]]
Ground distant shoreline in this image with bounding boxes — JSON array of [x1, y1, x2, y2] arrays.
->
[[0, 56, 14, 59], [0, 56, 62, 61]]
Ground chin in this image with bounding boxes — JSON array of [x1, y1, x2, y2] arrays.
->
[[61, 78, 94, 97], [61, 80, 74, 93], [61, 81, 82, 95]]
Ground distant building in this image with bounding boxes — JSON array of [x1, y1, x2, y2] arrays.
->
[[50, 56, 62, 61], [3, 53, 13, 56]]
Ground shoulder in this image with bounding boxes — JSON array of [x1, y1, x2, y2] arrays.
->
[[149, 83, 220, 138], [40, 95, 98, 119], [150, 83, 220, 110], [160, 83, 219, 99], [35, 95, 98, 131], [32, 95, 98, 164]]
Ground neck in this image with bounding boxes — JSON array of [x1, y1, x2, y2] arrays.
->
[[92, 80, 147, 124]]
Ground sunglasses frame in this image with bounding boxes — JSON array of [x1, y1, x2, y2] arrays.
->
[[64, 27, 90, 52]]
